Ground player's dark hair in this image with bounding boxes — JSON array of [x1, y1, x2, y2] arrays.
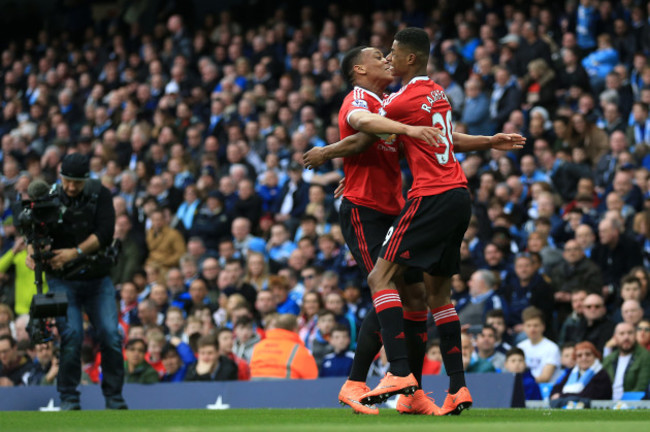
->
[[394, 27, 430, 66], [341, 46, 367, 85]]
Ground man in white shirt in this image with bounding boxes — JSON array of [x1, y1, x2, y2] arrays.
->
[[517, 306, 560, 383]]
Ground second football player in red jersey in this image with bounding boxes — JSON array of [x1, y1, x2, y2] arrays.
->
[[360, 28, 483, 415], [311, 46, 442, 415], [305, 41, 524, 414]]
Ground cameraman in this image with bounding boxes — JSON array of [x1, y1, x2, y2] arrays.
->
[[26, 154, 127, 410]]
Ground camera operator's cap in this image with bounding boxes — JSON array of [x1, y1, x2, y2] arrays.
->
[[60, 153, 90, 181]]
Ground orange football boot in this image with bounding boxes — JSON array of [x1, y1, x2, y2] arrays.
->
[[396, 389, 441, 415], [360, 372, 418, 405], [439, 386, 473, 415], [338, 380, 380, 415]]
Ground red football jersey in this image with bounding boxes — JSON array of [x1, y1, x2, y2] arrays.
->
[[338, 86, 404, 215], [382, 77, 468, 199]]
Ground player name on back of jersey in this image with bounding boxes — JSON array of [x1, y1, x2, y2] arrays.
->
[[419, 89, 449, 113]]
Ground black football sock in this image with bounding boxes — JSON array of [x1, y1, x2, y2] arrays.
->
[[372, 289, 409, 376], [348, 308, 382, 382], [404, 310, 428, 388], [432, 304, 465, 393]]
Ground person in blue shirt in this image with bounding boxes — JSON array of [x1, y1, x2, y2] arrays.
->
[[319, 324, 355, 378], [581, 33, 619, 91], [503, 347, 542, 401], [269, 275, 300, 315], [160, 343, 189, 382]]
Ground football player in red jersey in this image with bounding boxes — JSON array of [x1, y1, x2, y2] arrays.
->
[[316, 46, 442, 415], [361, 27, 480, 415], [304, 42, 524, 415]]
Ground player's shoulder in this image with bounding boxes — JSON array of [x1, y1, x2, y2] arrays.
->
[[348, 87, 382, 108]]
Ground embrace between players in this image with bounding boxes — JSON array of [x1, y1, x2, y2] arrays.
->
[[303, 27, 525, 415]]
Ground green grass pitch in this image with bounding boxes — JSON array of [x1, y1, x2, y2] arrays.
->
[[1, 408, 648, 432]]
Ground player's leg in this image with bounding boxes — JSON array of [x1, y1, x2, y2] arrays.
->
[[337, 201, 387, 414], [395, 274, 440, 415], [426, 273, 472, 415], [396, 273, 427, 388]]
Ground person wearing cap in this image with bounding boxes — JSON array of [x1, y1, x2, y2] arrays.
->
[[25, 153, 127, 410]]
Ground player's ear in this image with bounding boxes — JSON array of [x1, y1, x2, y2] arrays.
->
[[407, 53, 416, 65], [353, 64, 365, 75]]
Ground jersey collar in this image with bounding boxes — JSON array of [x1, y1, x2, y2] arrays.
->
[[406, 76, 430, 85], [354, 86, 383, 104]]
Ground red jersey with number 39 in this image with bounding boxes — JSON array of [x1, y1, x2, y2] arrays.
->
[[338, 86, 404, 215], [382, 77, 467, 200]]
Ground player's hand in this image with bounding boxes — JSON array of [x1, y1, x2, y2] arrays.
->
[[303, 147, 325, 170], [334, 177, 345, 199], [405, 126, 442, 146], [49, 248, 78, 270], [488, 133, 526, 151]]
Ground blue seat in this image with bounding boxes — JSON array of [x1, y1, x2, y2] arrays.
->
[[539, 383, 554, 401], [621, 392, 644, 401]]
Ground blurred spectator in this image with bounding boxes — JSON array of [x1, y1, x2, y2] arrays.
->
[[184, 334, 238, 382], [250, 314, 318, 380], [0, 236, 48, 315], [123, 338, 159, 384], [310, 309, 336, 367], [422, 339, 442, 376], [145, 208, 187, 273], [602, 322, 650, 400], [485, 309, 512, 354], [26, 341, 58, 386], [160, 343, 188, 383], [469, 325, 505, 372], [550, 341, 612, 407], [503, 347, 541, 401], [187, 190, 230, 252], [232, 316, 261, 362], [490, 66, 521, 131], [461, 78, 493, 136], [592, 218, 643, 297], [517, 306, 560, 383], [456, 269, 508, 327], [501, 252, 554, 335], [582, 34, 619, 92], [559, 342, 577, 373], [558, 289, 588, 345], [269, 275, 300, 315], [636, 319, 650, 351], [319, 324, 354, 377], [111, 214, 142, 285], [297, 290, 322, 348], [217, 327, 250, 381], [549, 240, 602, 324], [564, 293, 615, 353]]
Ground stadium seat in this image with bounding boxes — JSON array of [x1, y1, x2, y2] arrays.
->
[[621, 392, 644, 401], [539, 383, 554, 401]]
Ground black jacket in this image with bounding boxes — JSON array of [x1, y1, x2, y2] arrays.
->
[[184, 356, 238, 382]]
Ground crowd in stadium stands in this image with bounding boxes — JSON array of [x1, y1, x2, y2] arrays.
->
[[1, 0, 650, 404]]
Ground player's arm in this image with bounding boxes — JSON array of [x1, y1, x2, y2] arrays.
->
[[349, 111, 441, 145], [452, 132, 526, 153], [303, 132, 376, 169]]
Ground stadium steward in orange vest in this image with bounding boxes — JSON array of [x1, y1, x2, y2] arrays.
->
[[250, 314, 318, 379]]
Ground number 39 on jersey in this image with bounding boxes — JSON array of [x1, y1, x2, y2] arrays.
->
[[431, 110, 456, 165]]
